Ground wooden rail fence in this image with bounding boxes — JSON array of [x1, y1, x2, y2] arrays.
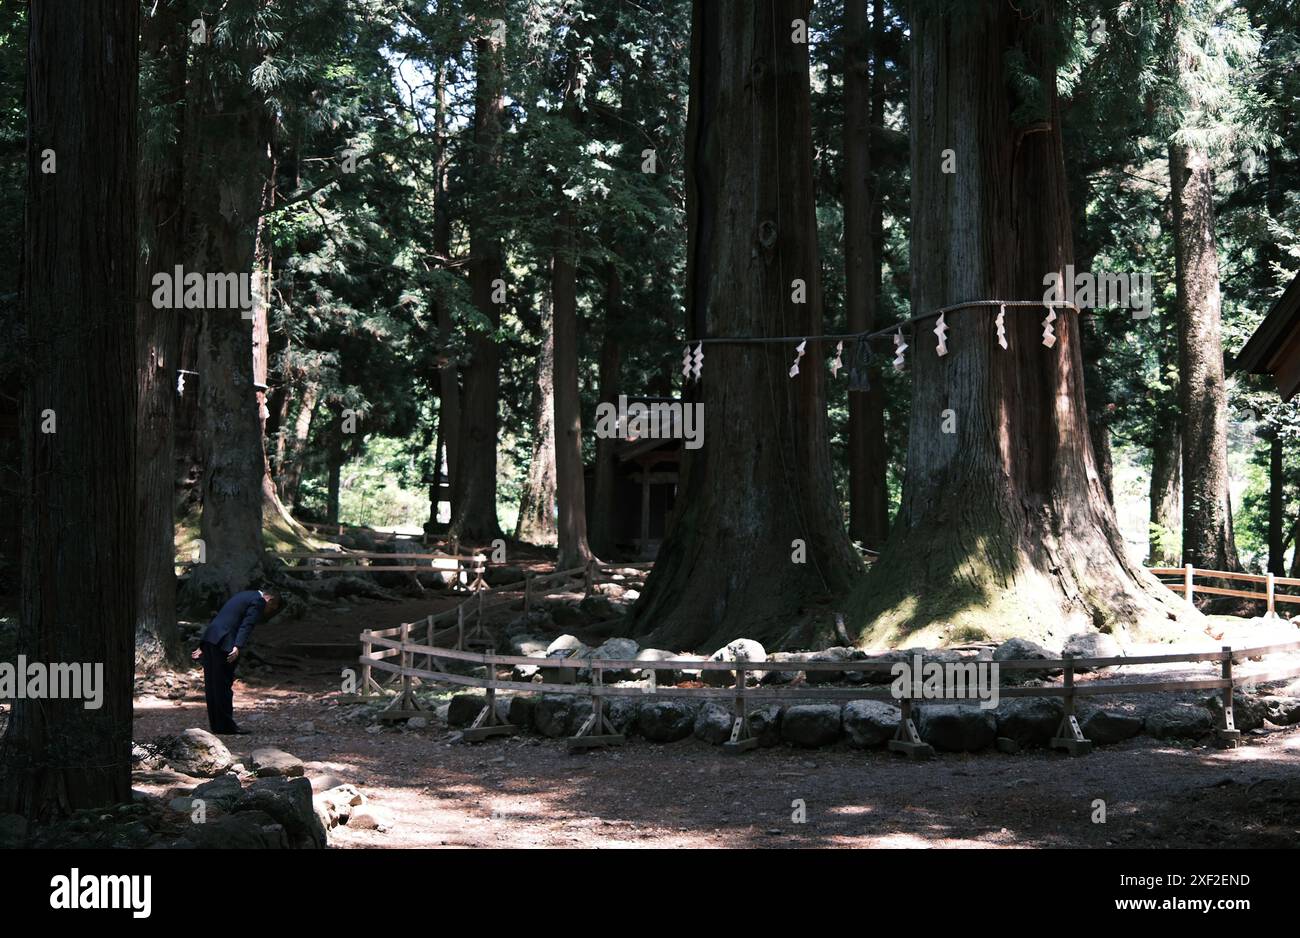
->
[[352, 618, 1300, 757], [1150, 565, 1300, 616]]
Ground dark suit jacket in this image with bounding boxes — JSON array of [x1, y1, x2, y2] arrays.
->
[[201, 591, 267, 654]]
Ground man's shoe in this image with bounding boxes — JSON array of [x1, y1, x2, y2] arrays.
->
[[217, 725, 252, 736]]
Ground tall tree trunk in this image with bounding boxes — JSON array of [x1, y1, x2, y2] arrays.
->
[[178, 7, 277, 612], [628, 0, 861, 651], [431, 69, 460, 535], [1148, 412, 1181, 566], [516, 293, 558, 545], [278, 379, 318, 511], [451, 30, 505, 543], [2, 0, 138, 815], [1171, 143, 1239, 572], [853, 1, 1190, 648], [552, 55, 595, 569], [1269, 431, 1284, 576], [844, 0, 889, 549], [326, 423, 343, 526], [589, 263, 624, 557], [135, 0, 188, 671]]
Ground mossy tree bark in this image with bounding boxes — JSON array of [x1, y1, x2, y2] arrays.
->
[[516, 291, 558, 546], [2, 0, 138, 815], [1171, 143, 1239, 573], [627, 0, 862, 652], [844, 0, 889, 550], [850, 1, 1192, 649], [135, 0, 189, 671], [181, 2, 275, 612]]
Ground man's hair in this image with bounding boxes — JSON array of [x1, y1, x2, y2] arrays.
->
[[262, 591, 283, 615]]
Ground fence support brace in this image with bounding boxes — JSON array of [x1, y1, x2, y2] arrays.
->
[[1216, 645, 1243, 748], [567, 666, 625, 752], [723, 664, 758, 753], [1049, 653, 1093, 755], [463, 655, 519, 742], [888, 695, 934, 759]]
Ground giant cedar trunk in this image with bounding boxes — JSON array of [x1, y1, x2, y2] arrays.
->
[[844, 0, 889, 549], [451, 33, 504, 543], [135, 0, 188, 671], [1269, 432, 1284, 575], [1171, 143, 1238, 572], [589, 264, 624, 557], [430, 68, 460, 532], [515, 291, 558, 545], [552, 206, 593, 566], [181, 12, 275, 611], [851, 1, 1190, 648], [2, 0, 138, 815], [552, 57, 594, 569], [627, 0, 861, 651]]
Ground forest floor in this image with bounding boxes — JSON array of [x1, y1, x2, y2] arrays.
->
[[126, 593, 1300, 849]]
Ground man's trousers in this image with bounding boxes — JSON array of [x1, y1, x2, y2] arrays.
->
[[200, 641, 240, 733]]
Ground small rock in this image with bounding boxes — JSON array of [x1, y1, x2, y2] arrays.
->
[[636, 700, 698, 742], [349, 805, 395, 832], [166, 728, 234, 778], [250, 748, 305, 779]]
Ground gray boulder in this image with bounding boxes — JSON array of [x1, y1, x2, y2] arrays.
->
[[507, 695, 535, 730], [694, 703, 735, 745], [1062, 632, 1121, 671], [842, 700, 901, 748], [184, 810, 289, 849], [533, 695, 578, 737], [546, 634, 590, 657], [166, 728, 234, 778], [590, 638, 640, 681], [702, 638, 767, 687], [917, 704, 997, 752], [448, 693, 507, 727], [636, 700, 698, 742], [805, 647, 854, 685], [746, 704, 784, 747], [232, 777, 327, 849], [992, 638, 1059, 683], [861, 650, 909, 685], [994, 697, 1065, 749], [1260, 695, 1300, 726], [760, 652, 808, 685], [1079, 707, 1144, 744], [1204, 692, 1267, 732], [250, 748, 304, 779], [1145, 702, 1213, 739], [633, 649, 684, 685], [780, 704, 842, 748], [190, 774, 245, 811], [604, 697, 642, 735]]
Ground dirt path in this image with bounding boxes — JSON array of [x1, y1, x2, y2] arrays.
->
[[132, 595, 1300, 848]]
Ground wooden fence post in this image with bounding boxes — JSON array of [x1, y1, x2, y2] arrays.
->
[[1217, 645, 1242, 747], [1184, 563, 1195, 607], [887, 682, 934, 759], [360, 636, 372, 699], [1266, 572, 1276, 618], [1050, 653, 1092, 755], [723, 662, 757, 753]]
